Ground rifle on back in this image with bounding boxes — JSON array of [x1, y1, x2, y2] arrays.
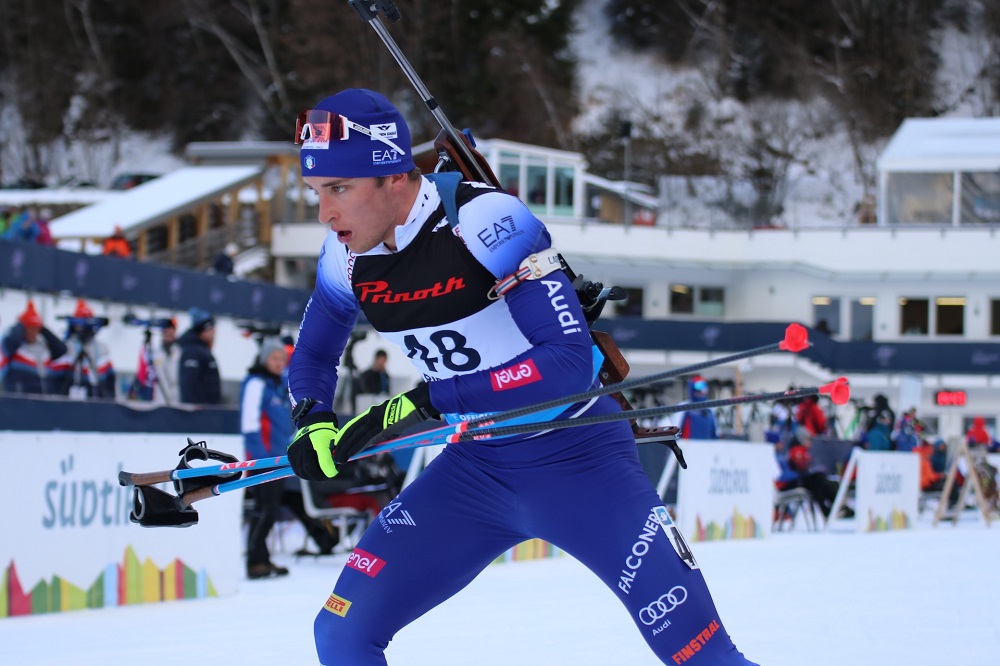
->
[[347, 0, 682, 455]]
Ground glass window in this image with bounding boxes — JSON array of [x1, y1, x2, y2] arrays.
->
[[553, 167, 574, 216], [959, 172, 1000, 224], [991, 299, 1000, 335], [811, 296, 840, 336], [920, 415, 939, 438], [670, 284, 694, 314], [885, 172, 953, 225], [499, 163, 520, 199], [697, 287, 725, 316], [526, 165, 548, 213], [850, 298, 875, 341], [900, 297, 929, 335], [935, 297, 965, 335], [613, 287, 644, 317]]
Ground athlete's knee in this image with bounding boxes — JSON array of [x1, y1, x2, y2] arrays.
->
[[314, 604, 386, 666]]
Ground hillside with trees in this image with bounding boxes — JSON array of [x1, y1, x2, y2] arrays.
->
[[1, 0, 998, 224]]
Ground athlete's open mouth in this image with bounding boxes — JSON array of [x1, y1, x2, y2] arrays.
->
[[337, 230, 352, 243]]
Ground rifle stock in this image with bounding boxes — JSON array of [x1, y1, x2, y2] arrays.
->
[[432, 130, 502, 189]]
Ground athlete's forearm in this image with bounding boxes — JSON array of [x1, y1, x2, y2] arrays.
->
[[288, 290, 358, 410]]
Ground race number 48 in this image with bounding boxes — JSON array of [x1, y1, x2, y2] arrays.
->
[[403, 330, 481, 373]]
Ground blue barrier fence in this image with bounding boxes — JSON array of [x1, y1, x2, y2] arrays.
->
[[0, 240, 309, 324], [0, 394, 239, 434]]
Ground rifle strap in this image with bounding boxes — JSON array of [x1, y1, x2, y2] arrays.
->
[[425, 172, 463, 230]]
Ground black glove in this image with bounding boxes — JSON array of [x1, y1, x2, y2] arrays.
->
[[332, 383, 440, 464], [286, 386, 438, 482]]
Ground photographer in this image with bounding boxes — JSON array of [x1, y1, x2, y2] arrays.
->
[[125, 315, 179, 404], [1, 301, 67, 394], [47, 300, 115, 399], [178, 309, 221, 405]]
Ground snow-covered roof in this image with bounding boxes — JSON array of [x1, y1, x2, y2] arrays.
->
[[581, 172, 659, 208], [877, 117, 1000, 173], [49, 165, 264, 239], [0, 188, 118, 208], [186, 141, 297, 163]]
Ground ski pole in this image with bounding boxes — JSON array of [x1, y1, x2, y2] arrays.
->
[[127, 377, 846, 520], [177, 467, 294, 504], [118, 456, 289, 487], [447, 378, 850, 442], [358, 374, 844, 459], [122, 324, 812, 490], [455, 323, 810, 433]]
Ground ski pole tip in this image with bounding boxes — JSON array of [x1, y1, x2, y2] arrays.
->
[[778, 323, 810, 353], [819, 377, 850, 405]]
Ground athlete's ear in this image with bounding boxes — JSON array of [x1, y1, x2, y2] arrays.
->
[[387, 171, 410, 189]]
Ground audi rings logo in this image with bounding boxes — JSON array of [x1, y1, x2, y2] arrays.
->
[[638, 586, 688, 625]]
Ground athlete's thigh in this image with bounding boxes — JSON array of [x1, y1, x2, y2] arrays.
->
[[522, 437, 754, 665], [315, 447, 526, 659]]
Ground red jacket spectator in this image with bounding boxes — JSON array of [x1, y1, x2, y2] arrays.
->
[[796, 396, 828, 437]]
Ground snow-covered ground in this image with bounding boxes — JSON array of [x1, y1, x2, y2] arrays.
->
[[2, 512, 996, 665]]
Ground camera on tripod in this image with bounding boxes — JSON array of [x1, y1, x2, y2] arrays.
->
[[123, 313, 176, 330], [58, 314, 110, 343]]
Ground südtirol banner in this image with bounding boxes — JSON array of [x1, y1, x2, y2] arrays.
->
[[853, 450, 920, 532], [0, 432, 242, 618], [676, 440, 775, 542]]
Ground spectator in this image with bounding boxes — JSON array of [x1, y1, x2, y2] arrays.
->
[[102, 226, 132, 258], [0, 207, 13, 235], [355, 348, 390, 395], [178, 309, 221, 405], [920, 438, 962, 510], [2, 207, 38, 242], [34, 208, 54, 246], [965, 416, 998, 451], [678, 375, 718, 440], [893, 407, 922, 452], [1, 301, 67, 394], [784, 430, 842, 518], [151, 319, 180, 405], [863, 394, 895, 451], [795, 394, 828, 438], [768, 394, 797, 446], [930, 438, 950, 476], [211, 242, 238, 277], [47, 299, 116, 398], [242, 338, 337, 579]]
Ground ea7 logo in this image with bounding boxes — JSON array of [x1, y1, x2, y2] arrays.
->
[[381, 502, 416, 526]]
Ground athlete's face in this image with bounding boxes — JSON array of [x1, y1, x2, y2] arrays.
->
[[305, 174, 410, 253]]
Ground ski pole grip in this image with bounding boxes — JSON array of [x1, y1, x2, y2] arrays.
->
[[129, 486, 199, 528]]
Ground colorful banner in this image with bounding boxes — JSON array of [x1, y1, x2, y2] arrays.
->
[[852, 450, 920, 532], [675, 440, 775, 542], [0, 432, 242, 618]]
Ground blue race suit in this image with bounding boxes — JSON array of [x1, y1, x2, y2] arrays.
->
[[288, 177, 757, 666]]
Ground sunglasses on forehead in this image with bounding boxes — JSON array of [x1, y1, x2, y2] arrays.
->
[[294, 109, 407, 155]]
